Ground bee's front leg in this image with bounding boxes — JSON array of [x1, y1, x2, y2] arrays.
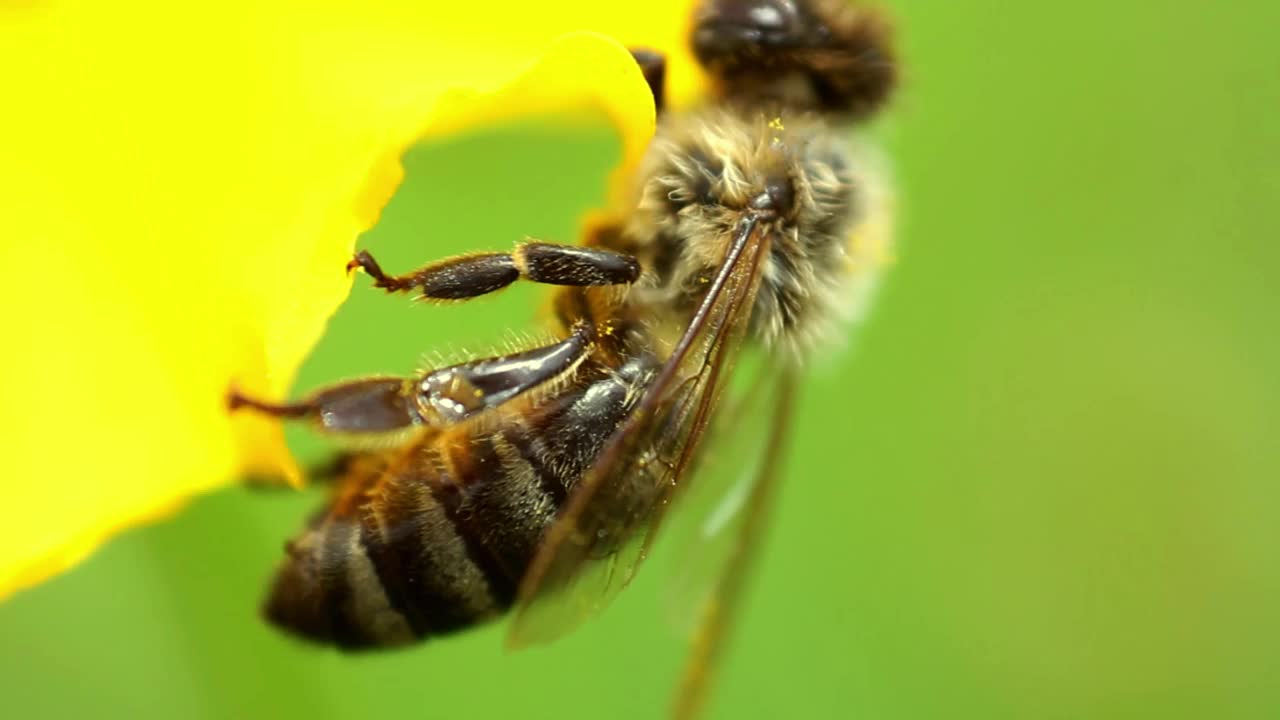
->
[[348, 241, 639, 302]]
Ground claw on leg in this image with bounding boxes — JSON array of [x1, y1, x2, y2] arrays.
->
[[346, 250, 402, 290]]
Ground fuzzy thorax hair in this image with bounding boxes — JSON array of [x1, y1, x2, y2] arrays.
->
[[623, 107, 891, 359]]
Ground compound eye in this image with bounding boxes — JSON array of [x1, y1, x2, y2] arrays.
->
[[694, 0, 805, 57], [738, 0, 796, 30]]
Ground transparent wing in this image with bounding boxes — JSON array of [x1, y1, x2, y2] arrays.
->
[[506, 216, 773, 648], [660, 357, 785, 637], [668, 369, 797, 720]]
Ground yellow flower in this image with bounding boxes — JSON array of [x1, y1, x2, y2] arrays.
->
[[0, 0, 700, 600]]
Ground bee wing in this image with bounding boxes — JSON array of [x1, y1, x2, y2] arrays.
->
[[506, 216, 773, 648], [666, 367, 797, 720], [660, 356, 787, 631]]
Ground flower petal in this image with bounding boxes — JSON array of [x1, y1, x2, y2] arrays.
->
[[0, 0, 697, 599]]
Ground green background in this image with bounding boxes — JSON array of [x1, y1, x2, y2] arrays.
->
[[3, 2, 1277, 718]]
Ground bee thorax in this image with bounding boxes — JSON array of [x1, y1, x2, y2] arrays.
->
[[628, 108, 880, 357]]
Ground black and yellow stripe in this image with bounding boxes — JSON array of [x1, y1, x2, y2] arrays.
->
[[263, 355, 656, 649]]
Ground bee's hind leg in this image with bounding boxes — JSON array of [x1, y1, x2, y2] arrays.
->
[[228, 377, 422, 435], [229, 320, 599, 433]]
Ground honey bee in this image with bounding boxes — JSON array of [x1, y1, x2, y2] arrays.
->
[[229, 0, 896, 716]]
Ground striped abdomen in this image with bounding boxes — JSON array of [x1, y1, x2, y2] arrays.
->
[[263, 357, 654, 649]]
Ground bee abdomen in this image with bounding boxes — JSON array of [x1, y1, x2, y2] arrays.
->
[[264, 356, 655, 649], [265, 457, 506, 648], [263, 518, 419, 650]]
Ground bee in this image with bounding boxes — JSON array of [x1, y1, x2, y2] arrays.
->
[[229, 0, 896, 716]]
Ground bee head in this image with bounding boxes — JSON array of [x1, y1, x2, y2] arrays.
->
[[691, 0, 897, 120]]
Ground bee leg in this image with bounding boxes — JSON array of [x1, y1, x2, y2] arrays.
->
[[304, 451, 368, 484], [629, 48, 667, 113], [413, 320, 595, 424], [230, 322, 597, 431], [240, 452, 362, 491], [228, 377, 423, 434], [348, 242, 639, 301]]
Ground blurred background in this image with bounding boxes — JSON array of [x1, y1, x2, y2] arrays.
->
[[2, 1, 1277, 718]]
